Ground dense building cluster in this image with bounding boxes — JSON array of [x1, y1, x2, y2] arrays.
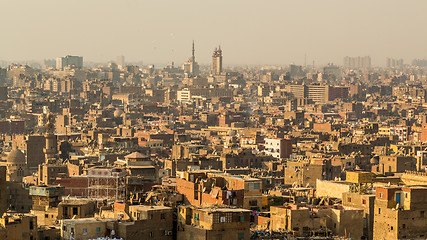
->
[[1, 46, 427, 240]]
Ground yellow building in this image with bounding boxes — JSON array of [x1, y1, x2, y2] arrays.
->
[[0, 214, 37, 240], [177, 206, 251, 240], [378, 127, 391, 136]]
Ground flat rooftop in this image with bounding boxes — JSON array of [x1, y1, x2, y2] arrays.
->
[[129, 205, 172, 211]]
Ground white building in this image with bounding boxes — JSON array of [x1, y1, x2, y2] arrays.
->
[[56, 55, 83, 69], [264, 138, 292, 159], [177, 90, 191, 103]]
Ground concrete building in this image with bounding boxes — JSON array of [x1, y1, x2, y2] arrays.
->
[[0, 214, 37, 240], [177, 89, 191, 103], [61, 217, 116, 240], [0, 120, 25, 135], [373, 186, 427, 240], [344, 56, 371, 69], [38, 164, 68, 185], [30, 185, 64, 226], [127, 205, 174, 239], [386, 57, 404, 68], [177, 206, 251, 240], [373, 155, 416, 175], [315, 179, 351, 199], [116, 55, 125, 68], [343, 192, 375, 240], [212, 46, 223, 75], [0, 166, 6, 217], [56, 55, 83, 69], [264, 138, 292, 159], [0, 87, 7, 101], [176, 170, 263, 210], [6, 182, 32, 213], [284, 160, 340, 188], [286, 84, 349, 104], [12, 135, 46, 169], [221, 148, 273, 169], [270, 204, 364, 239]]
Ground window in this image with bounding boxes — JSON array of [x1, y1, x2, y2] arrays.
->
[[45, 214, 49, 218], [220, 216, 226, 223], [249, 200, 258, 206], [73, 207, 78, 215], [96, 227, 101, 234], [149, 232, 153, 238], [82, 228, 87, 235], [380, 193, 383, 198], [239, 215, 245, 222], [29, 220, 34, 230], [391, 226, 394, 230], [194, 213, 199, 220], [347, 197, 351, 203], [362, 199, 366, 205], [238, 233, 244, 239], [161, 213, 166, 220], [421, 211, 425, 218], [402, 224, 406, 229], [378, 208, 382, 214]]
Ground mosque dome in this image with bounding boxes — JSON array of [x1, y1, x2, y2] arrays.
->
[[114, 109, 124, 118], [7, 149, 26, 164]]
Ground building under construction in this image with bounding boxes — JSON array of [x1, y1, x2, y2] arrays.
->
[[87, 167, 126, 201]]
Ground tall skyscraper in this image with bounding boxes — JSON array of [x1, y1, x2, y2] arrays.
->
[[343, 56, 371, 69], [116, 56, 125, 68], [183, 41, 199, 75], [386, 57, 403, 68], [56, 55, 83, 69], [212, 46, 223, 75]]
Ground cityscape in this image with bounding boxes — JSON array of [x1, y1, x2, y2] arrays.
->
[[1, 1, 427, 240]]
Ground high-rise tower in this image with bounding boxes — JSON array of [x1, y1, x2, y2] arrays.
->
[[212, 46, 223, 75]]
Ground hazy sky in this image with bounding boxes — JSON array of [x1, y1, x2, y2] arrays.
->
[[0, 0, 426, 66]]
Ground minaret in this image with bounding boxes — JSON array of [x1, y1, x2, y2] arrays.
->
[[43, 112, 57, 164], [183, 40, 199, 75]]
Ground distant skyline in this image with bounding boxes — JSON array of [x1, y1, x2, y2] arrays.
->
[[0, 0, 426, 66]]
